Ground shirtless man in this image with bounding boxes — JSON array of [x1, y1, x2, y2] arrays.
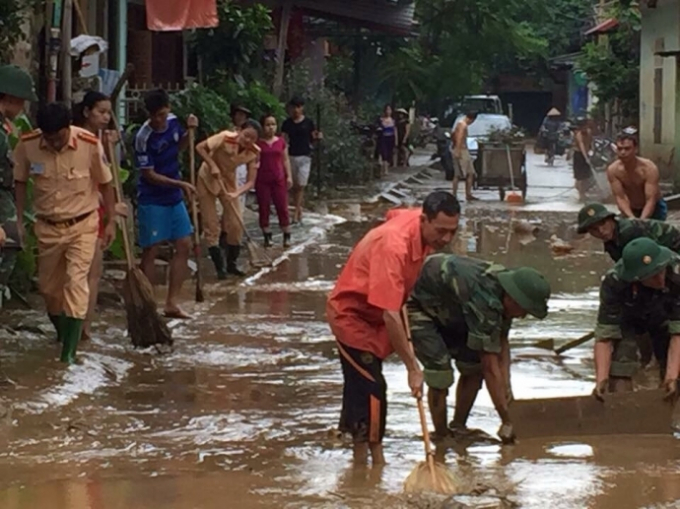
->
[[451, 111, 478, 201], [606, 132, 667, 220]]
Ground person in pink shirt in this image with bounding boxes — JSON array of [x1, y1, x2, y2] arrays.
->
[[256, 114, 293, 248]]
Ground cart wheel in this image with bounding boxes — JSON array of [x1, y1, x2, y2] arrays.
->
[[499, 187, 505, 201]]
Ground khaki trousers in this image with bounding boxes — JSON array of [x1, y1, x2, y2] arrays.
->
[[35, 212, 98, 319], [196, 176, 243, 247]]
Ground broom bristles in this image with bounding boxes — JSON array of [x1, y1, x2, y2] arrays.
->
[[403, 460, 460, 495], [246, 240, 272, 268], [122, 267, 173, 348]]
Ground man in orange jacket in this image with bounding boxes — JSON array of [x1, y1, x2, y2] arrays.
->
[[327, 191, 461, 465]]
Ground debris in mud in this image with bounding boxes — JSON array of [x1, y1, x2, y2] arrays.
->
[[549, 234, 575, 255]]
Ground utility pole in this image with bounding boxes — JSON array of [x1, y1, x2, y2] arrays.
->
[[46, 0, 64, 103], [62, 0, 73, 104]]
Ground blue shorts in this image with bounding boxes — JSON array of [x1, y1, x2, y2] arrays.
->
[[633, 199, 668, 221], [138, 201, 193, 248]]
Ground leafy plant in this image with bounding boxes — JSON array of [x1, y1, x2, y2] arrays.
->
[[190, 1, 273, 82], [0, 0, 43, 62]]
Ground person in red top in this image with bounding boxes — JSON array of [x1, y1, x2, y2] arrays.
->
[[327, 191, 461, 465], [256, 114, 293, 248]]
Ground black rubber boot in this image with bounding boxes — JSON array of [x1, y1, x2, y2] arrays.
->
[[49, 313, 64, 343], [283, 232, 291, 248], [226, 244, 245, 277], [208, 246, 227, 280], [263, 232, 273, 248]]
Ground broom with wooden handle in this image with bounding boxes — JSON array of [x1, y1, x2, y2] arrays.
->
[[108, 139, 172, 348], [402, 306, 459, 495], [188, 127, 204, 302], [216, 179, 272, 269]]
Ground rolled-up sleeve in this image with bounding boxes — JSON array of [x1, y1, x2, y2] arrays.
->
[[408, 303, 453, 389], [367, 240, 408, 312], [12, 141, 30, 182]]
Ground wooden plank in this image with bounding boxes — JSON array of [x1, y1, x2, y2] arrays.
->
[[509, 389, 675, 439]]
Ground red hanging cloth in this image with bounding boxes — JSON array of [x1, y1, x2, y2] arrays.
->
[[145, 0, 219, 31]]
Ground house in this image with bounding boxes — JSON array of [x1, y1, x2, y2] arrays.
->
[[639, 0, 680, 181]]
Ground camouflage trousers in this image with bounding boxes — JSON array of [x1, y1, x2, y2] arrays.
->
[[0, 189, 18, 299]]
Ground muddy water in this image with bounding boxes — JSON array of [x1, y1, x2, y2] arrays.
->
[[0, 203, 679, 509]]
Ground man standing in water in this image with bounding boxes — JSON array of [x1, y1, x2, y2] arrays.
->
[[407, 255, 550, 444], [327, 191, 461, 465], [607, 131, 666, 220], [14, 103, 116, 363], [134, 89, 198, 319], [593, 238, 680, 400], [451, 111, 478, 201]]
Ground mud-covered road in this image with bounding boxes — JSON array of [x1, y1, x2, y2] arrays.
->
[[1, 152, 679, 509]]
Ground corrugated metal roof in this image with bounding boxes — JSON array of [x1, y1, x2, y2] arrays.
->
[[255, 0, 416, 35]]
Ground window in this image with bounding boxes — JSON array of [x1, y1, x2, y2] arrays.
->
[[653, 38, 664, 144]]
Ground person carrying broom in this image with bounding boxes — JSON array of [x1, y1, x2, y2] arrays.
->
[[13, 102, 117, 364], [195, 120, 261, 279], [133, 89, 198, 320], [326, 191, 461, 465], [406, 254, 551, 444]]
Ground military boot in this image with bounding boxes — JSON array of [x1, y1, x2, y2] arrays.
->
[[226, 244, 245, 277], [60, 316, 83, 364], [283, 232, 291, 248], [208, 246, 227, 280]]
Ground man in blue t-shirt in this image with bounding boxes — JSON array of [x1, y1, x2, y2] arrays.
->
[[134, 88, 198, 319]]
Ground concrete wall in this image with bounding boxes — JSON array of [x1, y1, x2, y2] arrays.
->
[[639, 0, 680, 181]]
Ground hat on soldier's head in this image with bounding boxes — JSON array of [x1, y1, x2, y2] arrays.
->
[[620, 237, 674, 282], [230, 104, 251, 117], [576, 203, 616, 234], [497, 267, 551, 319], [0, 65, 38, 102]]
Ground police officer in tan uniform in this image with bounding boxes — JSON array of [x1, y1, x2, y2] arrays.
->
[[14, 103, 115, 364], [195, 120, 260, 278]]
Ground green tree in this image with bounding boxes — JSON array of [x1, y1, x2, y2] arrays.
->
[[578, 2, 641, 123], [0, 0, 41, 62], [190, 1, 273, 82]]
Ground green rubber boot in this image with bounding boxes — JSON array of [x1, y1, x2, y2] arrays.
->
[[60, 317, 84, 364], [48, 313, 65, 343]]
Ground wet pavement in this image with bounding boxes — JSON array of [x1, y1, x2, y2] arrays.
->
[[1, 149, 680, 509]]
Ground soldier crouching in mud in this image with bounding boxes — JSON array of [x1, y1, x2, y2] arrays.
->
[[407, 254, 551, 444], [593, 238, 680, 401], [577, 203, 680, 263]]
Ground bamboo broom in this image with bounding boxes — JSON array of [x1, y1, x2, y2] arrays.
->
[[108, 139, 172, 348]]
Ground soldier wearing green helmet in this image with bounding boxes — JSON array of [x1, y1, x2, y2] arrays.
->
[[406, 254, 551, 444], [577, 202, 680, 262], [593, 237, 680, 401], [0, 65, 38, 299]]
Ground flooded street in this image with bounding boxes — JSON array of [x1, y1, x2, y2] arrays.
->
[[1, 152, 680, 509]]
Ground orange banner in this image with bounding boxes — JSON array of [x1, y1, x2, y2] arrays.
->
[[146, 0, 219, 31]]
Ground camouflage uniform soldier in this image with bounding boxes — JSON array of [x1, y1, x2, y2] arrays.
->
[[577, 203, 680, 262], [0, 65, 38, 300], [407, 254, 551, 443], [593, 238, 680, 401]]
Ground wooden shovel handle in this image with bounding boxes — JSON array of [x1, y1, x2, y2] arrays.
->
[[216, 178, 251, 243], [402, 306, 437, 481], [107, 139, 134, 269]]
